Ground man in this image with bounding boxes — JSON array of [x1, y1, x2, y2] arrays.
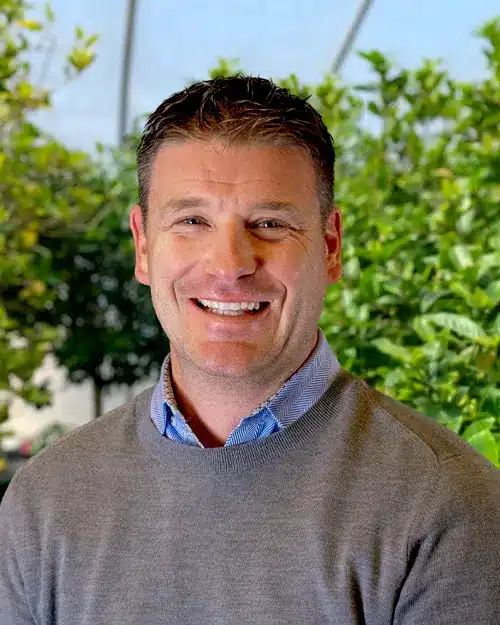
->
[[1, 76, 499, 624]]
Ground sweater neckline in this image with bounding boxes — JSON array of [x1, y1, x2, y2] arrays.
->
[[135, 368, 352, 473]]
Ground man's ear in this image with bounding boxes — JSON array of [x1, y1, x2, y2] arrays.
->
[[130, 204, 150, 286], [324, 205, 343, 285]]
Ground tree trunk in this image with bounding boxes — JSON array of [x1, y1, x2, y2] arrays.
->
[[93, 378, 103, 419]]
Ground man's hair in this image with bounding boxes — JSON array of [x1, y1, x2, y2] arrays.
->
[[137, 75, 335, 233]]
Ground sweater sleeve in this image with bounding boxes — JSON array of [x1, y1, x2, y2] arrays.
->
[[394, 453, 500, 625], [0, 476, 37, 624]]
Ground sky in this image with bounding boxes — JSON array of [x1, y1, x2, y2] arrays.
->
[[5, 0, 499, 444], [29, 0, 497, 152]]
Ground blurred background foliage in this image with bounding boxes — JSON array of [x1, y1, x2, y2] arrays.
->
[[1, 0, 101, 428], [1, 0, 499, 467]]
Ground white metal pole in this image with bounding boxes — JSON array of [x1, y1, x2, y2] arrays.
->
[[332, 0, 375, 75], [118, 0, 138, 144]]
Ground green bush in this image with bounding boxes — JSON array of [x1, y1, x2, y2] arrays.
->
[[210, 19, 500, 466], [0, 0, 99, 428]]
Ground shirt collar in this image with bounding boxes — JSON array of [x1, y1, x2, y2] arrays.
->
[[150, 328, 341, 437]]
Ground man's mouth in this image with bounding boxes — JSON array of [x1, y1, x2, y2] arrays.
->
[[192, 299, 270, 317]]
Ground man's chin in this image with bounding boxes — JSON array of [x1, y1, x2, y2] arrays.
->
[[189, 343, 275, 378]]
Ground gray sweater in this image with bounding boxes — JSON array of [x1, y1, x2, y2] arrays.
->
[[1, 369, 499, 624]]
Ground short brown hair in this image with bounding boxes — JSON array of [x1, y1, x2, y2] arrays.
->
[[137, 75, 335, 233]]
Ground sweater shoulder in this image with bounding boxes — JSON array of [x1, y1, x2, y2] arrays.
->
[[347, 372, 494, 469], [8, 386, 154, 492]]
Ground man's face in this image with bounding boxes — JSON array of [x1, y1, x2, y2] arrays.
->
[[130, 139, 342, 382]]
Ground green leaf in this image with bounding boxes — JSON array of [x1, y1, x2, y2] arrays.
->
[[372, 338, 413, 364], [425, 313, 488, 341], [479, 387, 500, 415], [343, 257, 360, 280], [0, 403, 9, 425], [436, 409, 464, 434], [492, 314, 500, 337], [67, 48, 96, 71], [456, 210, 475, 235], [489, 234, 500, 250], [358, 50, 391, 75], [449, 244, 473, 270], [477, 253, 500, 280], [18, 19, 43, 31], [485, 280, 500, 305], [420, 290, 451, 313], [413, 316, 437, 342], [465, 430, 499, 467], [462, 418, 496, 439], [44, 3, 55, 22]]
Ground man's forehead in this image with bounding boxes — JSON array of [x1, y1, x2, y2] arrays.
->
[[151, 140, 315, 177], [148, 140, 320, 218]]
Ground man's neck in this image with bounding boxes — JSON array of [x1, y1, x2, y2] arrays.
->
[[168, 331, 320, 448], [169, 368, 279, 448]]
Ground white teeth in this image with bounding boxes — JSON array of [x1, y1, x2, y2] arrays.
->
[[197, 299, 262, 311]]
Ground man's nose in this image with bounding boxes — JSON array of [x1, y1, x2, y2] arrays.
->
[[203, 224, 258, 281]]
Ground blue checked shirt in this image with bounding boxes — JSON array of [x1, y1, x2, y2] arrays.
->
[[150, 328, 341, 448]]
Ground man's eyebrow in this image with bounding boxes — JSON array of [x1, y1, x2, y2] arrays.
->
[[249, 200, 301, 214], [158, 197, 208, 215], [158, 197, 301, 215]]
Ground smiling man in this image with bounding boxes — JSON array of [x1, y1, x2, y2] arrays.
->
[[131, 136, 342, 448], [1, 76, 499, 625]]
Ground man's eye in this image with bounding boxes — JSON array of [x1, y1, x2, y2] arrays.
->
[[178, 218, 283, 229], [256, 220, 282, 229], [179, 217, 204, 225]]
